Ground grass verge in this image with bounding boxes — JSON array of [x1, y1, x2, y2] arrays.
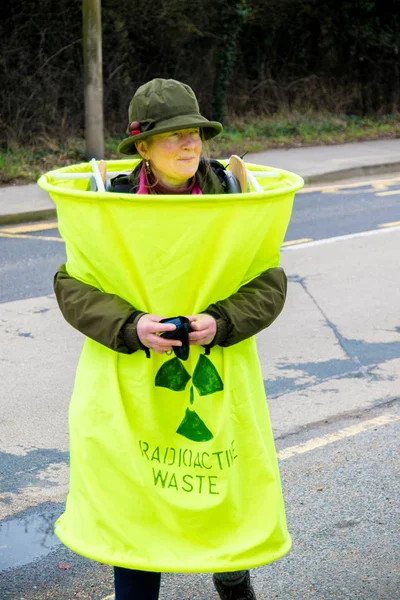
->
[[1, 113, 399, 185]]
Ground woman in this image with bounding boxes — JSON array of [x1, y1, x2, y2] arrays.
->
[[54, 78, 289, 600]]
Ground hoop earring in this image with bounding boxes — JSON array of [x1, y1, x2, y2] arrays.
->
[[145, 160, 151, 175]]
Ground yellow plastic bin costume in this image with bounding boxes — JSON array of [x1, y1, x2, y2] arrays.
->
[[38, 159, 303, 573]]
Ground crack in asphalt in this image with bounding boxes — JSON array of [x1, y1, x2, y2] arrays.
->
[[264, 276, 400, 399], [288, 274, 369, 376]]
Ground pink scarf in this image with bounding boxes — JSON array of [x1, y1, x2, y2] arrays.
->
[[137, 165, 202, 195]]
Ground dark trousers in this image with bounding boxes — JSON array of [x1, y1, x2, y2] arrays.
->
[[114, 566, 248, 600], [114, 567, 161, 600]]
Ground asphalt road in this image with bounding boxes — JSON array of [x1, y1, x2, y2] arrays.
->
[[0, 176, 399, 600]]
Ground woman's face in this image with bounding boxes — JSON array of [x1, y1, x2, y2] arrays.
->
[[138, 128, 202, 189]]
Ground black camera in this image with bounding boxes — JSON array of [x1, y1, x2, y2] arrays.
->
[[159, 316, 192, 361]]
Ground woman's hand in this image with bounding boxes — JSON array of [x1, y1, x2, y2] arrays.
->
[[188, 314, 217, 346], [137, 314, 182, 354]]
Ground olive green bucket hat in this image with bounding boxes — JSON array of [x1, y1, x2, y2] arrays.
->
[[117, 78, 223, 155]]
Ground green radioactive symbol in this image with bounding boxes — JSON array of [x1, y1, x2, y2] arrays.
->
[[193, 354, 223, 396], [155, 357, 191, 391], [176, 407, 213, 442], [155, 354, 224, 442]]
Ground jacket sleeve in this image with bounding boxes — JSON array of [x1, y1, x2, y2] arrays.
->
[[53, 264, 145, 354], [203, 267, 287, 347], [54, 264, 287, 354]]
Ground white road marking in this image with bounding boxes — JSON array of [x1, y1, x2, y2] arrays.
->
[[0, 221, 58, 234], [376, 190, 400, 196], [283, 225, 400, 250], [379, 221, 400, 228], [282, 238, 312, 247], [371, 183, 388, 190], [0, 232, 63, 242], [298, 176, 400, 194], [277, 414, 400, 461]]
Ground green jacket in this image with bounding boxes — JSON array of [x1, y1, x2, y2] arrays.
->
[[54, 160, 288, 356], [54, 264, 287, 356]]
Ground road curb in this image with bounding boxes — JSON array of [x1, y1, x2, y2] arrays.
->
[[304, 161, 400, 184], [0, 208, 57, 226]]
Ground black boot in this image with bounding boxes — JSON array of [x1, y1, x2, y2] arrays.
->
[[212, 571, 256, 600]]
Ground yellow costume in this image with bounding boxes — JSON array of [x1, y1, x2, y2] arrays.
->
[[38, 159, 303, 572]]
